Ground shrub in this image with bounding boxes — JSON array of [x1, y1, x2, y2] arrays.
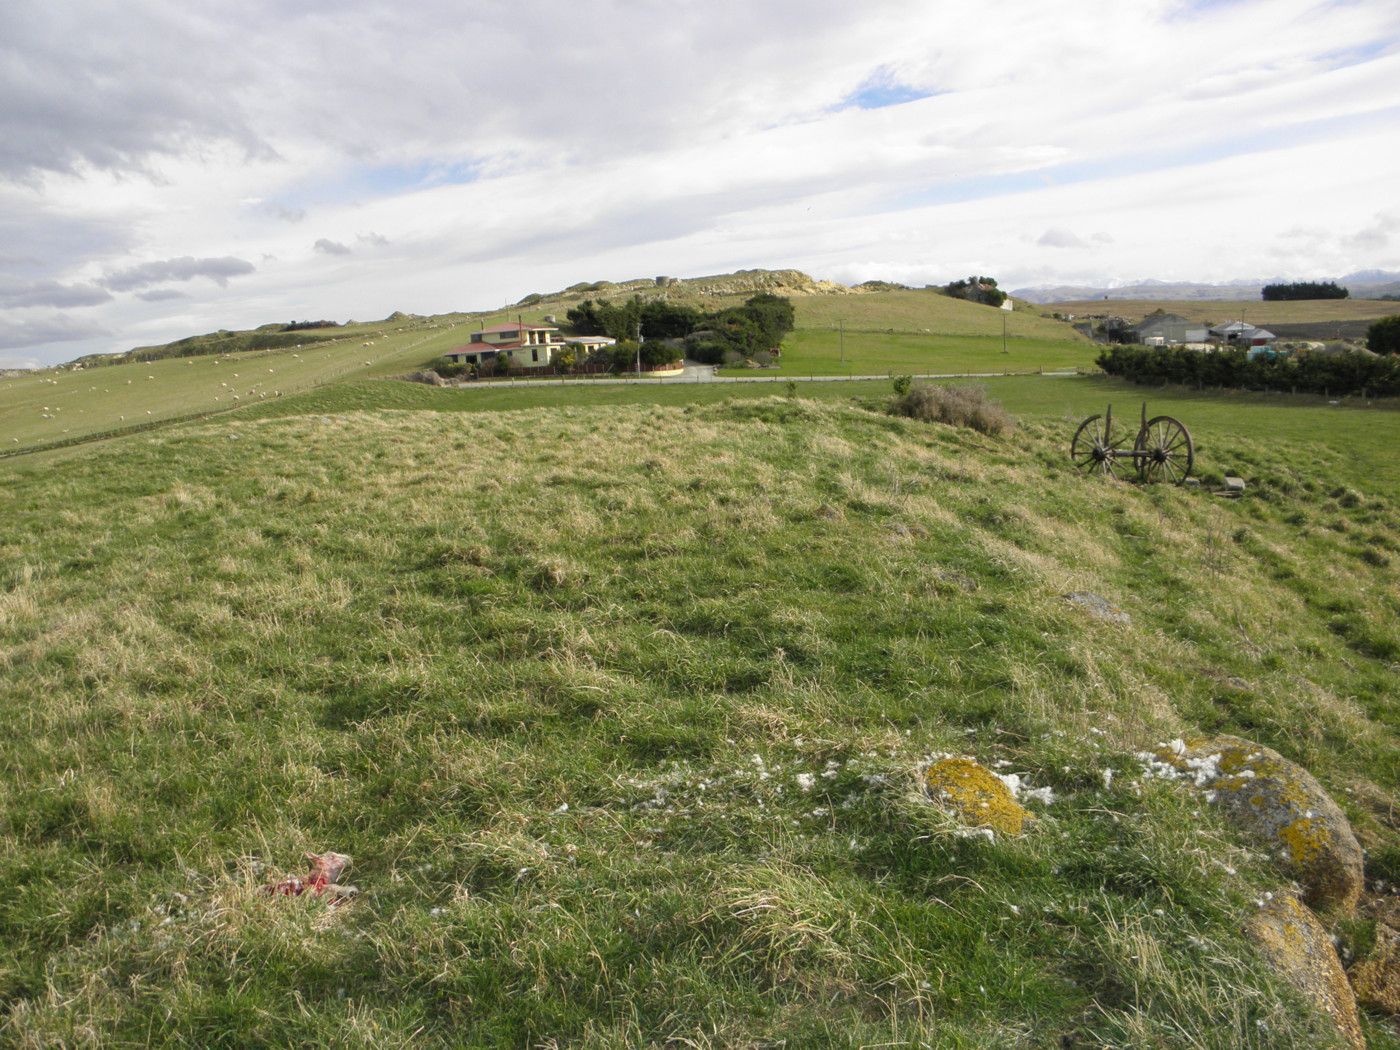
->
[[892, 375, 913, 396], [610, 341, 641, 373], [1367, 315, 1400, 355], [639, 340, 681, 368], [892, 383, 1016, 436], [431, 357, 468, 379], [721, 349, 746, 369], [752, 350, 774, 368], [1097, 343, 1400, 396], [404, 370, 445, 386]]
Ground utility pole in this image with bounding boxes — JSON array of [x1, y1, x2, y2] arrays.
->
[[839, 319, 845, 367], [1002, 311, 1008, 354], [635, 319, 642, 377]]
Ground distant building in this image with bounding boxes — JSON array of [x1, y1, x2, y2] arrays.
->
[[1000, 298, 1014, 312], [1131, 310, 1207, 346], [444, 321, 565, 369], [566, 335, 617, 350], [1208, 321, 1276, 348]]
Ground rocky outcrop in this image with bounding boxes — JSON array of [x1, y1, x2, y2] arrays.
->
[[1248, 895, 1364, 1049], [924, 757, 1031, 837], [1142, 735, 1364, 915], [1351, 920, 1400, 1017], [1062, 591, 1131, 625]]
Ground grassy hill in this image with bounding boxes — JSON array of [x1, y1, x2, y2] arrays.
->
[[2, 377, 1397, 1046], [1, 272, 1094, 453]]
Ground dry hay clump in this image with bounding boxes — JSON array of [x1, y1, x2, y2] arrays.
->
[[891, 383, 1016, 436]]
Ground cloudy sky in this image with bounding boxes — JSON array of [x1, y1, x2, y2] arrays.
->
[[3, 0, 1399, 367]]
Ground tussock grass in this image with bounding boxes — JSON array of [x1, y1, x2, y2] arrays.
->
[[892, 382, 1017, 435], [0, 395, 1397, 1046]]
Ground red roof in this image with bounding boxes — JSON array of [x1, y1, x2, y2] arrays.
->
[[446, 340, 525, 355]]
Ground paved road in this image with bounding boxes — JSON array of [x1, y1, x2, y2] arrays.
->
[[453, 363, 1082, 390]]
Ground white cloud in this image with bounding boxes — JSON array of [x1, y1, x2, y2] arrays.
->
[[3, 0, 1399, 361]]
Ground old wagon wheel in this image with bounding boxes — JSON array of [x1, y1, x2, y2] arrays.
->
[[1135, 415, 1194, 484], [1070, 414, 1130, 478]]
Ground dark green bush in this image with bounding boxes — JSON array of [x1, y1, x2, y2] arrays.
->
[[1367, 315, 1400, 355], [431, 357, 469, 379], [1097, 344, 1400, 397]]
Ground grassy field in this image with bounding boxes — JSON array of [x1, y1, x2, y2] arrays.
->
[[1, 279, 1093, 452], [2, 376, 1398, 1046], [229, 374, 1400, 492], [730, 330, 1093, 377], [0, 314, 505, 451], [790, 289, 1083, 340], [1047, 298, 1400, 325]]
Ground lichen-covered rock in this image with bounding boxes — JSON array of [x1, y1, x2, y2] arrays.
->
[[924, 757, 1031, 837], [1247, 895, 1364, 1050], [1350, 921, 1400, 1016], [1142, 735, 1363, 915], [1062, 591, 1131, 625]]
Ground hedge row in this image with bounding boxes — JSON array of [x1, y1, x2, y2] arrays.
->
[[1096, 344, 1400, 398]]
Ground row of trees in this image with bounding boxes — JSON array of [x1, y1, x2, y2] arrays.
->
[[1261, 281, 1349, 301], [1097, 344, 1400, 397], [564, 293, 795, 365]]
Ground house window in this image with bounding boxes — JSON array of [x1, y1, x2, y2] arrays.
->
[[531, 348, 539, 362]]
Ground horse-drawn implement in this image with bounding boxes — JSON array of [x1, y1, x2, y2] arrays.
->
[[1070, 402, 1194, 484]]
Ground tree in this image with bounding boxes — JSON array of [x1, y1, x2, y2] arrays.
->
[[1262, 281, 1349, 301], [639, 340, 680, 367], [565, 299, 606, 335], [1367, 315, 1400, 355], [640, 300, 704, 338], [943, 276, 1007, 307], [609, 340, 641, 373], [554, 344, 579, 371]]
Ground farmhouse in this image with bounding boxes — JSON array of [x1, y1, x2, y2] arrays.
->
[[1131, 310, 1207, 346], [1208, 320, 1276, 348], [444, 321, 566, 369]]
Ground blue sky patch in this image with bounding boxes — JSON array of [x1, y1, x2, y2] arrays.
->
[[840, 69, 937, 110]]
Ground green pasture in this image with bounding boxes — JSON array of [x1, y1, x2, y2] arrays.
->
[[3, 389, 1398, 1046], [719, 329, 1094, 377]]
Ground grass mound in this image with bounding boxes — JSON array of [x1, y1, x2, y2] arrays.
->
[[0, 396, 1396, 1046]]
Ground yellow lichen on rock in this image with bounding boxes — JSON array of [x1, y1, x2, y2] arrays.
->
[[1247, 895, 1364, 1050], [924, 757, 1030, 837], [1350, 921, 1400, 1016], [1148, 734, 1363, 916]]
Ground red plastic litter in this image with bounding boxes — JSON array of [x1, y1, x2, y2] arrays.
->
[[262, 852, 356, 903]]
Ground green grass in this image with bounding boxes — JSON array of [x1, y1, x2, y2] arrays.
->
[[790, 289, 1084, 341], [724, 330, 1093, 377], [2, 382, 1397, 1046], [0, 311, 532, 451], [234, 374, 1400, 493], [2, 282, 1094, 452]]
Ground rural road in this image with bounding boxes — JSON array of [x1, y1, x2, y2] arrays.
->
[[453, 362, 1082, 390]]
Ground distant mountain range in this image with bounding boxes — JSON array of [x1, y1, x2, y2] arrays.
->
[[1012, 270, 1400, 304]]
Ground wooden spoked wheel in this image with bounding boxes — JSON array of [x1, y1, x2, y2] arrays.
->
[[1135, 416, 1194, 484], [1070, 414, 1131, 479]]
